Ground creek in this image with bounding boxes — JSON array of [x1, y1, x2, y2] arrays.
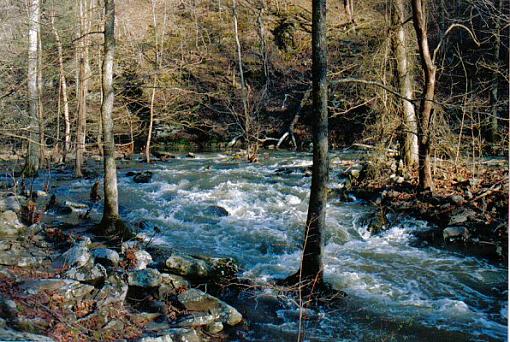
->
[[36, 151, 507, 341]]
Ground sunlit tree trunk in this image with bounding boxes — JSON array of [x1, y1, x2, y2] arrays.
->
[[51, 11, 71, 163], [96, 0, 128, 239], [411, 0, 435, 191], [300, 0, 328, 285], [25, 0, 41, 177], [75, 0, 90, 177], [392, 0, 418, 167], [232, 0, 255, 161]]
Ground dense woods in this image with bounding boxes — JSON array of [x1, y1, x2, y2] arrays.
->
[[0, 0, 507, 341], [0, 0, 507, 170]]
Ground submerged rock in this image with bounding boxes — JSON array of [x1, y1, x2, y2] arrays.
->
[[134, 171, 153, 183], [128, 268, 162, 288], [177, 289, 242, 326], [92, 248, 120, 267], [204, 206, 229, 217]]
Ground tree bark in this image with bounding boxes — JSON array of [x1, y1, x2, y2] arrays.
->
[[232, 0, 255, 160], [25, 0, 41, 177], [488, 0, 502, 143], [51, 12, 71, 163], [97, 0, 128, 239], [300, 0, 328, 285], [75, 0, 90, 177], [392, 0, 418, 167], [411, 0, 435, 191]]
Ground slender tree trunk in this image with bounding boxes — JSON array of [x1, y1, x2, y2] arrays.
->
[[37, 28, 45, 167], [343, 0, 355, 27], [411, 0, 435, 191], [75, 0, 89, 177], [25, 0, 41, 177], [98, 0, 126, 238], [51, 12, 71, 163], [232, 0, 253, 160], [488, 0, 502, 143], [392, 0, 418, 167], [300, 0, 328, 285]]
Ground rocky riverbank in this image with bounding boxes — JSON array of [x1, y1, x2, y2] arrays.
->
[[0, 191, 244, 341], [333, 158, 509, 263]]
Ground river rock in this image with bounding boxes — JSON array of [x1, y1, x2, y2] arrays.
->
[[0, 328, 55, 342], [159, 273, 189, 299], [165, 254, 210, 278], [0, 294, 18, 320], [448, 208, 478, 225], [5, 196, 21, 213], [177, 289, 242, 326], [92, 248, 120, 267], [20, 279, 94, 303], [121, 240, 140, 253], [53, 246, 91, 269], [443, 226, 470, 242], [131, 250, 153, 270], [96, 274, 129, 307], [176, 312, 217, 328], [65, 263, 107, 284], [138, 328, 200, 342], [64, 201, 89, 209], [187, 152, 196, 159], [128, 268, 162, 288], [205, 321, 223, 334], [0, 210, 24, 237], [204, 206, 229, 217], [134, 171, 153, 183], [0, 241, 43, 267]]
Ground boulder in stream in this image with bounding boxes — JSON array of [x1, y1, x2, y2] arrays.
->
[[177, 288, 242, 326], [134, 171, 153, 184], [204, 205, 229, 217], [443, 226, 470, 242]]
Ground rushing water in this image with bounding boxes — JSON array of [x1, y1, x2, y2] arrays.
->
[[25, 151, 508, 341]]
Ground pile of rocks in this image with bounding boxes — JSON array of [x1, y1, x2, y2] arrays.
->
[[0, 206, 243, 341]]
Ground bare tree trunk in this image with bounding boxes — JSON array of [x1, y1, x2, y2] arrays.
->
[[75, 0, 89, 177], [145, 0, 166, 163], [300, 0, 328, 286], [392, 0, 418, 167], [96, 0, 128, 239], [37, 27, 45, 167], [411, 0, 435, 191], [25, 0, 40, 177], [232, 0, 254, 160], [343, 0, 355, 27], [488, 0, 502, 143], [51, 10, 71, 163]]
